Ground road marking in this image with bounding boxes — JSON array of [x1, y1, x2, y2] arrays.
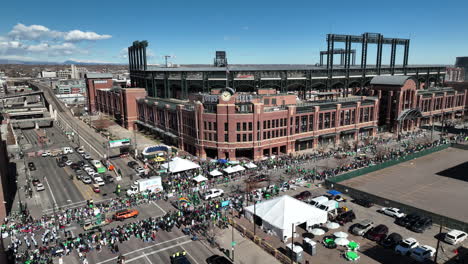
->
[[151, 201, 167, 214], [96, 235, 189, 264], [181, 245, 201, 264], [126, 240, 193, 263], [143, 253, 152, 264], [44, 176, 58, 209]]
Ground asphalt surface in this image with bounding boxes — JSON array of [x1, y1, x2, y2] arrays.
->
[[341, 146, 468, 223]]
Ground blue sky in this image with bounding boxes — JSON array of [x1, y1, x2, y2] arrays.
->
[[0, 0, 466, 65]]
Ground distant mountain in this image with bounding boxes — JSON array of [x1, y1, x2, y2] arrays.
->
[[0, 59, 59, 65], [0, 59, 126, 65]]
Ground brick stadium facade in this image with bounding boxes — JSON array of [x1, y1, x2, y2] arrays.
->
[[95, 87, 147, 130], [95, 34, 467, 161], [84, 73, 113, 113]]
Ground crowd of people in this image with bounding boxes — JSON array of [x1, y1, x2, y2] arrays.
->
[[3, 128, 467, 263]]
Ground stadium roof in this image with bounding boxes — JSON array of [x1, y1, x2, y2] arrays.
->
[[370, 75, 413, 86]]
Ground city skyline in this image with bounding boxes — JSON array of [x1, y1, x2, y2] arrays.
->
[[0, 0, 467, 65]]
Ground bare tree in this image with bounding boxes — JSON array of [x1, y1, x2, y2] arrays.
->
[[375, 145, 390, 159]]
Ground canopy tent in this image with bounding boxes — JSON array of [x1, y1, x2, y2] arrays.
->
[[209, 169, 223, 177], [223, 167, 237, 174], [244, 162, 258, 169], [327, 190, 342, 196], [245, 195, 328, 241], [228, 160, 240, 165], [193, 175, 208, 183], [161, 157, 200, 173], [232, 165, 245, 172]]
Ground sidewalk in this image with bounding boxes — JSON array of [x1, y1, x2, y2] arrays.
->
[[217, 226, 280, 264], [105, 123, 162, 153]]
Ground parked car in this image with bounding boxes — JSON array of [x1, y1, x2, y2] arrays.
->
[[294, 191, 312, 201], [379, 207, 405, 218], [410, 245, 436, 262], [78, 161, 86, 167], [113, 209, 139, 221], [65, 160, 73, 166], [57, 162, 65, 168], [336, 210, 356, 225], [83, 154, 92, 160], [76, 147, 85, 154], [445, 230, 468, 245], [395, 238, 419, 255], [351, 219, 374, 236], [32, 178, 40, 186], [365, 224, 389, 242], [409, 217, 432, 233], [70, 163, 79, 170], [61, 155, 68, 162], [28, 162, 36, 171], [352, 198, 374, 208], [381, 232, 403, 249], [127, 161, 138, 168], [135, 167, 146, 174], [104, 174, 114, 183], [395, 213, 421, 227], [94, 177, 105, 186], [92, 184, 101, 193], [82, 176, 92, 184], [206, 254, 233, 264], [36, 183, 45, 192], [203, 189, 224, 200], [42, 151, 51, 157]]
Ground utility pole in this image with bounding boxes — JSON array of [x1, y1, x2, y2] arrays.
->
[[133, 123, 138, 158], [434, 222, 443, 264], [253, 202, 256, 236], [231, 222, 235, 262], [290, 223, 295, 264]]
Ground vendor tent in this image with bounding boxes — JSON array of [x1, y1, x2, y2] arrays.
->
[[232, 164, 245, 172], [209, 169, 223, 177], [193, 175, 208, 183], [244, 195, 328, 240], [223, 167, 236, 174], [244, 162, 258, 169], [161, 157, 200, 173]]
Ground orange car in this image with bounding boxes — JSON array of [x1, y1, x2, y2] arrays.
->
[[112, 209, 139, 221]]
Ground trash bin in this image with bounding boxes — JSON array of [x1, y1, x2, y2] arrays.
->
[[303, 238, 317, 256], [286, 243, 304, 262]]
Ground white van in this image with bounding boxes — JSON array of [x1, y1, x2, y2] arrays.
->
[[63, 147, 74, 154], [318, 200, 339, 212], [310, 196, 329, 207]]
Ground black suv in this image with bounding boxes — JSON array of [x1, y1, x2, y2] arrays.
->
[[352, 198, 374, 208], [28, 162, 36, 171], [336, 210, 356, 225], [409, 217, 432, 233], [206, 255, 233, 264], [381, 232, 402, 249], [395, 213, 420, 227], [127, 161, 138, 168]]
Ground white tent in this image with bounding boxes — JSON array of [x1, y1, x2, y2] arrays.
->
[[223, 167, 236, 174], [244, 162, 258, 169], [193, 175, 208, 183], [161, 157, 200, 173], [244, 195, 328, 241], [209, 169, 223, 177], [232, 164, 245, 172]]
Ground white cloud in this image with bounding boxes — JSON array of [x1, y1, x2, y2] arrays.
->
[[0, 55, 38, 61], [8, 23, 62, 40], [0, 23, 110, 60], [119, 48, 128, 59], [7, 23, 111, 42], [64, 30, 111, 42]]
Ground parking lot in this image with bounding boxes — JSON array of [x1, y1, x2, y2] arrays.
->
[[240, 184, 465, 264], [340, 146, 468, 223]]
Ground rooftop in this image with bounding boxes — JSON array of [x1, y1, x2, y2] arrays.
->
[[144, 64, 447, 72], [85, 73, 113, 79]]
